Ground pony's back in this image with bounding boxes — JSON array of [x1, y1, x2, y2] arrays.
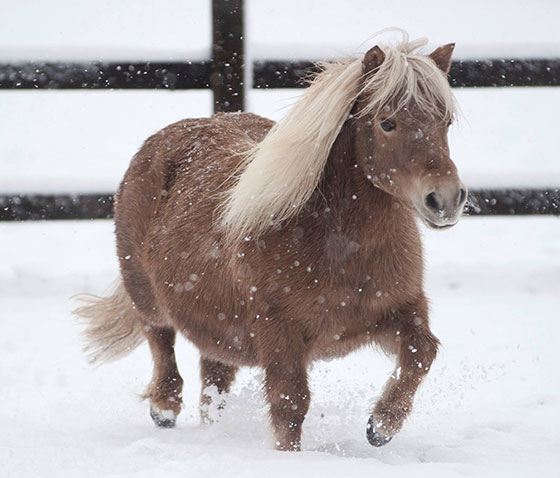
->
[[114, 112, 274, 334]]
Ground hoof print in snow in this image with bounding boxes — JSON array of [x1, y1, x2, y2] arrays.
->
[[150, 405, 177, 428], [366, 416, 392, 447]]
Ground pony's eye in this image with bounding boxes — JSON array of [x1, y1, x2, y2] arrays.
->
[[380, 118, 396, 132]]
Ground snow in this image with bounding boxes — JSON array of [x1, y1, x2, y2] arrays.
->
[[0, 90, 211, 193], [2, 87, 558, 193], [0, 0, 210, 61], [1, 1, 559, 60], [249, 0, 560, 60], [1, 217, 559, 477]]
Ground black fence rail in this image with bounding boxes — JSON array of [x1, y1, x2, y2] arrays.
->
[[0, 194, 114, 221], [1, 189, 558, 221], [253, 58, 560, 89], [1, 0, 559, 220], [3, 57, 559, 91], [0, 61, 210, 89], [465, 189, 560, 215]]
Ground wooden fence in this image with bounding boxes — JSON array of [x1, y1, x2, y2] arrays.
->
[[0, 0, 558, 220]]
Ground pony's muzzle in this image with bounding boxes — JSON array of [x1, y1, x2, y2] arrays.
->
[[419, 183, 467, 229]]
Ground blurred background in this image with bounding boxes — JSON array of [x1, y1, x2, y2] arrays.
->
[[1, 0, 559, 201]]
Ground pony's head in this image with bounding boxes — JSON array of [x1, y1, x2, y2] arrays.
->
[[221, 32, 466, 240], [355, 36, 466, 229]]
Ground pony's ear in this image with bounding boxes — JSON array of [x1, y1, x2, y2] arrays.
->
[[429, 43, 455, 74], [362, 46, 386, 74]]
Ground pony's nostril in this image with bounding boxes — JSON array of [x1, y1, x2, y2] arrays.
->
[[459, 188, 466, 204], [425, 192, 441, 212]]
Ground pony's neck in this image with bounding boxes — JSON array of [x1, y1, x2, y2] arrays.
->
[[317, 117, 402, 241]]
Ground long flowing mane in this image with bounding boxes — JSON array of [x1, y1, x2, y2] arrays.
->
[[220, 32, 457, 241]]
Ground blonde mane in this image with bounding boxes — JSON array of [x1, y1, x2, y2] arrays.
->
[[221, 32, 457, 242]]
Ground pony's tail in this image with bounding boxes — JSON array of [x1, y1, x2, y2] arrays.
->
[[73, 279, 146, 365]]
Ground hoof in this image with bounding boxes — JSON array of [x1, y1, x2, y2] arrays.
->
[[366, 416, 393, 447], [150, 405, 177, 428]]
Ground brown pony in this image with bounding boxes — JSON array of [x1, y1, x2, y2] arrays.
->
[[76, 33, 466, 451]]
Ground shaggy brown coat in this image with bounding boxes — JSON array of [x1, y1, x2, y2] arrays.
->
[[76, 39, 465, 451]]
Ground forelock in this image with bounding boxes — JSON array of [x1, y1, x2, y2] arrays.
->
[[359, 34, 457, 122]]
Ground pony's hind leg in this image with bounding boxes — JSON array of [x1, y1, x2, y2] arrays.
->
[[144, 325, 184, 428], [369, 296, 439, 446], [199, 357, 238, 424]]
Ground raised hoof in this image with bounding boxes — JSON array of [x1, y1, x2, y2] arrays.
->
[[366, 416, 393, 447], [150, 405, 177, 428]]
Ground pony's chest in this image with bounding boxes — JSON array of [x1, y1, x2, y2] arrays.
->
[[323, 240, 422, 309], [303, 242, 422, 351]]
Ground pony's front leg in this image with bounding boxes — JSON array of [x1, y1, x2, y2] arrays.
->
[[369, 296, 439, 446], [255, 318, 310, 451]]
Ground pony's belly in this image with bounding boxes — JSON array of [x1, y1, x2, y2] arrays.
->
[[309, 332, 375, 362], [177, 319, 259, 367], [306, 306, 380, 361]]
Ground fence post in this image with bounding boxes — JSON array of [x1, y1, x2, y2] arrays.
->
[[211, 0, 245, 113]]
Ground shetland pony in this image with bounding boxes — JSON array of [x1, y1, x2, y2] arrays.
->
[[76, 33, 466, 451]]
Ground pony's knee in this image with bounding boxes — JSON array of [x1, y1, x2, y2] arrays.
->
[[199, 358, 238, 424], [419, 329, 439, 367], [400, 327, 439, 373], [200, 358, 238, 394]]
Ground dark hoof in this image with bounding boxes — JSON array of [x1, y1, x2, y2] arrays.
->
[[150, 405, 177, 428], [366, 416, 393, 447]]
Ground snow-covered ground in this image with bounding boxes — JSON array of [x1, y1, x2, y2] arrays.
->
[[2, 2, 560, 476], [1, 217, 559, 477]]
